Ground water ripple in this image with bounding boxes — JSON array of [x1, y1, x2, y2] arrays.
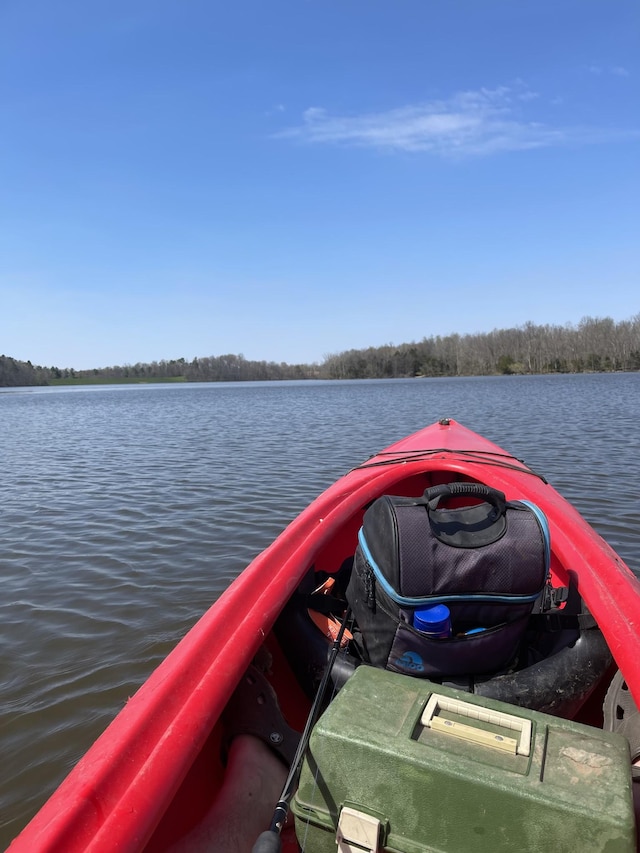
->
[[2, 375, 639, 845]]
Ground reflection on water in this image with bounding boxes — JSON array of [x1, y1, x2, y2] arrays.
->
[[2, 374, 639, 845]]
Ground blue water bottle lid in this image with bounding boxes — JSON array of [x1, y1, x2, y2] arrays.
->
[[413, 603, 451, 636]]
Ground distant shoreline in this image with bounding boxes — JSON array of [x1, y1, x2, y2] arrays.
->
[[2, 314, 639, 387], [27, 367, 640, 388]]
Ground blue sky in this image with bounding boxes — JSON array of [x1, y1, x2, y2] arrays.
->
[[1, 1, 638, 369]]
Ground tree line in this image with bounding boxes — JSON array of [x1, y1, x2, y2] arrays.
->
[[2, 314, 639, 387]]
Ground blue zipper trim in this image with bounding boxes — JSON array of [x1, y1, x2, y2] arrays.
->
[[519, 500, 551, 576], [357, 528, 545, 608]]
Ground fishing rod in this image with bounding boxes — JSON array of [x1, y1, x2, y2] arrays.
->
[[251, 606, 353, 853]]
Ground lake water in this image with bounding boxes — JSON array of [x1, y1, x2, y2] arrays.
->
[[2, 373, 640, 846]]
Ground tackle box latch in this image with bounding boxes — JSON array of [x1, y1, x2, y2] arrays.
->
[[336, 806, 381, 852]]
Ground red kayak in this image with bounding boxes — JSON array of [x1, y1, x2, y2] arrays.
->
[[10, 419, 640, 852]]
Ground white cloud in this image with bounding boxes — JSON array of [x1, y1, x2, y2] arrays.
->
[[278, 86, 564, 157], [588, 64, 630, 77], [277, 83, 637, 158]]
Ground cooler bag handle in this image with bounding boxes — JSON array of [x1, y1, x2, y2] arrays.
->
[[423, 482, 507, 517], [421, 483, 508, 547]]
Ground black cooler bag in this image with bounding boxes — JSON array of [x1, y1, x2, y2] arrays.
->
[[346, 482, 550, 678]]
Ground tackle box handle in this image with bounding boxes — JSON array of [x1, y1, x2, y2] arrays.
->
[[421, 692, 532, 756]]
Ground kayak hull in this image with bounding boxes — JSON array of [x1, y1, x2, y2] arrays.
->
[[10, 418, 640, 851]]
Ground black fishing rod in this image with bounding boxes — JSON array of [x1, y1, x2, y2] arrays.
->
[[251, 607, 353, 853]]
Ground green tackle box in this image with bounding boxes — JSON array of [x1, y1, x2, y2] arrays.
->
[[291, 666, 636, 852]]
